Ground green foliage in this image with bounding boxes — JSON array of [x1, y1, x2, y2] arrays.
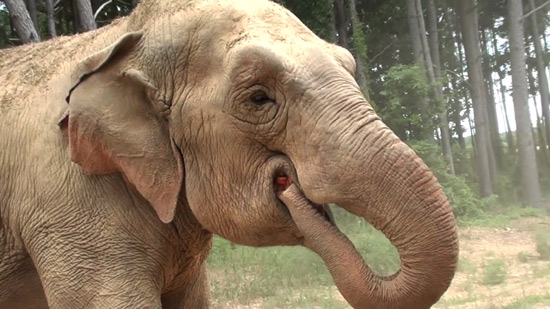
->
[[451, 145, 475, 180], [443, 175, 488, 219], [407, 140, 448, 176], [350, 8, 367, 64], [406, 140, 544, 224], [535, 228, 550, 260], [480, 258, 507, 285], [408, 140, 487, 220], [0, 6, 11, 48], [380, 65, 435, 140], [279, 0, 334, 42]]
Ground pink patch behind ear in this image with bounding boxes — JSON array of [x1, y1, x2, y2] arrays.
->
[[65, 107, 184, 223], [61, 31, 183, 223], [67, 118, 118, 175]]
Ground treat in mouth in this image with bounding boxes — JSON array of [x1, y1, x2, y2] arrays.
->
[[274, 173, 333, 223]]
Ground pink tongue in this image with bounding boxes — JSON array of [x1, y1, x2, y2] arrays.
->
[[275, 176, 293, 191]]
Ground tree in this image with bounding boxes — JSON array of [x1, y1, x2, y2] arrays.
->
[[333, 0, 349, 49], [24, 0, 38, 35], [406, 0, 434, 142], [348, 0, 369, 95], [480, 29, 504, 167], [75, 0, 97, 31], [3, 0, 40, 43], [424, 0, 455, 175], [456, 0, 493, 197], [507, 0, 543, 209], [491, 31, 516, 153], [326, 0, 337, 43], [528, 0, 550, 157], [45, 0, 56, 37], [406, 0, 423, 64]]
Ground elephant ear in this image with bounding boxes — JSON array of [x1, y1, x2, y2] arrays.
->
[[59, 32, 184, 223]]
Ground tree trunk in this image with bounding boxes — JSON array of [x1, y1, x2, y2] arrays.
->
[[424, 0, 455, 174], [348, 0, 369, 97], [3, 0, 41, 43], [476, 26, 498, 185], [467, 108, 476, 153], [451, 12, 467, 149], [406, 0, 434, 142], [507, 0, 543, 209], [45, 0, 57, 37], [528, 0, 550, 158], [456, 0, 492, 197], [480, 29, 504, 169], [452, 89, 466, 149], [497, 75, 516, 153], [406, 0, 424, 64], [75, 0, 97, 32], [71, 0, 80, 33], [327, 0, 338, 44], [491, 30, 515, 154], [528, 69, 550, 167], [333, 0, 349, 49], [25, 0, 40, 37]]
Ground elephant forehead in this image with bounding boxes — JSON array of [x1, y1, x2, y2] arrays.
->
[[194, 0, 326, 50]]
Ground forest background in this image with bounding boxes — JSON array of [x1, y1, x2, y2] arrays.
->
[[2, 0, 550, 307]]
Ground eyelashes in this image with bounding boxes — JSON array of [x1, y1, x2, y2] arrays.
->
[[250, 90, 275, 106]]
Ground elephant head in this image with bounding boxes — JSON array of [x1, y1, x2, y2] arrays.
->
[[60, 0, 459, 307]]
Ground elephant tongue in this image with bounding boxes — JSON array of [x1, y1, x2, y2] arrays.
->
[[275, 176, 293, 191]]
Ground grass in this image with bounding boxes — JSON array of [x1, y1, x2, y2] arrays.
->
[[457, 206, 541, 228], [457, 257, 476, 273], [437, 295, 478, 307], [502, 294, 550, 309], [480, 258, 507, 285], [531, 264, 550, 279], [535, 228, 550, 260], [207, 208, 399, 306]]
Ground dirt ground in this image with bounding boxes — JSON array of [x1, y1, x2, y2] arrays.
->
[[436, 218, 550, 309]]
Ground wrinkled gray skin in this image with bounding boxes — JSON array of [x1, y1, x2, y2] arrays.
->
[[0, 0, 459, 308]]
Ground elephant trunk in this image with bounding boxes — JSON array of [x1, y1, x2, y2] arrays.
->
[[281, 105, 459, 308]]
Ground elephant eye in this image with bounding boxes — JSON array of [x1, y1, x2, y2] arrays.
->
[[250, 90, 274, 106]]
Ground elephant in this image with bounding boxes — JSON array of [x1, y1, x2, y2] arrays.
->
[[0, 0, 459, 308]]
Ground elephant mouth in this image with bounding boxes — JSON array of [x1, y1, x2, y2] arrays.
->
[[273, 171, 334, 225]]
